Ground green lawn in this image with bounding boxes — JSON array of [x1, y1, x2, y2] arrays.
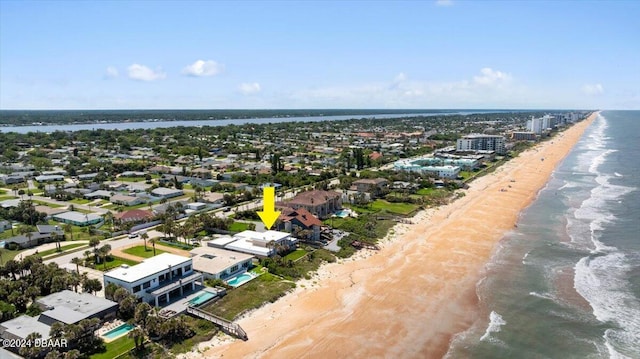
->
[[416, 188, 435, 196], [202, 272, 295, 321], [36, 243, 86, 257], [115, 176, 146, 182], [90, 336, 135, 359], [0, 248, 28, 262], [0, 195, 17, 201], [284, 249, 308, 262], [228, 221, 250, 232], [158, 239, 194, 250], [369, 200, 418, 215], [69, 198, 92, 204], [32, 200, 64, 208], [94, 256, 140, 271], [122, 245, 167, 258]]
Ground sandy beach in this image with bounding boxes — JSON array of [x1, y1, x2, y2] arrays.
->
[[189, 113, 597, 359]]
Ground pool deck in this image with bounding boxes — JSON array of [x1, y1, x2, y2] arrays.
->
[[96, 320, 132, 343], [158, 286, 226, 318], [226, 271, 259, 288]]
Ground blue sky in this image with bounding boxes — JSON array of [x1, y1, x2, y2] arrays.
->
[[1, 0, 638, 110]]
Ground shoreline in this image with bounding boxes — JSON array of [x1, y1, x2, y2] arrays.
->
[[183, 113, 597, 359]]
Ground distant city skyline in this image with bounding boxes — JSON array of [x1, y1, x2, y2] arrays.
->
[[1, 1, 638, 110]]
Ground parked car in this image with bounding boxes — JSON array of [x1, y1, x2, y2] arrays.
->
[[128, 233, 139, 239]]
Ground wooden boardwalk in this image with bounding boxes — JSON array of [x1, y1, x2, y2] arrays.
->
[[186, 306, 248, 341]]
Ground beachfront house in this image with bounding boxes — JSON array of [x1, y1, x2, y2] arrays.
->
[[103, 253, 202, 307], [190, 246, 254, 280], [285, 190, 342, 219]]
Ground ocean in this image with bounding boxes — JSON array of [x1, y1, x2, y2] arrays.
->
[[446, 111, 640, 359]]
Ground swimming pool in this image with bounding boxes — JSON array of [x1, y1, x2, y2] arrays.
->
[[226, 272, 256, 287], [335, 209, 350, 218], [103, 323, 134, 340], [188, 291, 217, 306]]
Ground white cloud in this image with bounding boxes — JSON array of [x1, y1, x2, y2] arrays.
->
[[288, 68, 521, 108], [105, 66, 119, 78], [473, 67, 512, 86], [436, 0, 453, 6], [182, 60, 223, 77], [127, 64, 166, 81], [238, 82, 261, 95], [394, 72, 407, 83], [582, 83, 604, 95]]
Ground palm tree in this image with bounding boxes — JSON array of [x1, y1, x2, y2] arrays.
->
[[89, 237, 101, 263], [128, 327, 145, 351], [149, 237, 157, 256], [71, 257, 82, 274], [64, 223, 73, 241], [68, 271, 81, 293], [99, 244, 111, 270], [141, 232, 149, 251], [83, 250, 92, 265], [103, 211, 114, 237]]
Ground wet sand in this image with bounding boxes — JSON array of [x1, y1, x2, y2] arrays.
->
[[194, 114, 597, 359]]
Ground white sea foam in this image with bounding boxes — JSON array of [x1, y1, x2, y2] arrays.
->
[[614, 172, 623, 177], [529, 291, 555, 301], [575, 254, 640, 357], [479, 311, 506, 342], [570, 113, 640, 357]]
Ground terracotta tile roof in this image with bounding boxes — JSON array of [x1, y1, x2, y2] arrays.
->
[[278, 207, 322, 228], [115, 209, 154, 222], [288, 190, 341, 206]]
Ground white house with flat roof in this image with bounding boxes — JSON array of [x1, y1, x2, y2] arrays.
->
[[52, 211, 103, 226], [151, 187, 184, 199], [221, 230, 297, 257], [190, 246, 254, 280], [103, 253, 201, 307]]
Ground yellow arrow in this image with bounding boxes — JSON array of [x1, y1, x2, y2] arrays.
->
[[257, 186, 281, 230]]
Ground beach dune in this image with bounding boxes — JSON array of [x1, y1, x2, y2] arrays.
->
[[199, 114, 596, 359]]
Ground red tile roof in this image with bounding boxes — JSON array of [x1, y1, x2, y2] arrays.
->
[[278, 207, 322, 228], [114, 209, 154, 222]]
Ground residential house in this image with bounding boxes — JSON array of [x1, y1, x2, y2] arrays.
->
[[190, 246, 254, 280], [277, 207, 323, 241], [0, 291, 117, 346], [103, 253, 202, 307], [208, 230, 297, 257], [191, 168, 212, 179], [53, 211, 102, 226], [110, 194, 143, 206], [352, 178, 389, 196], [2, 225, 64, 249], [35, 174, 65, 182], [151, 187, 184, 199], [285, 190, 342, 219], [114, 209, 154, 223]]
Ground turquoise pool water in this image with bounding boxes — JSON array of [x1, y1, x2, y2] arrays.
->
[[226, 273, 256, 287], [335, 209, 350, 218], [103, 323, 134, 339], [188, 291, 216, 306]]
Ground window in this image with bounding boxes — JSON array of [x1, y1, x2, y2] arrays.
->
[[143, 281, 150, 289], [184, 265, 191, 272], [132, 285, 141, 293], [231, 265, 239, 272], [242, 262, 249, 268]]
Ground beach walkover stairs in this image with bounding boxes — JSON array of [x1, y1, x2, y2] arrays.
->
[[187, 306, 248, 340]]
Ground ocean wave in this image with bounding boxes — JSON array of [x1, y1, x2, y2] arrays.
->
[[575, 253, 640, 357], [479, 311, 507, 342], [528, 291, 555, 301]]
